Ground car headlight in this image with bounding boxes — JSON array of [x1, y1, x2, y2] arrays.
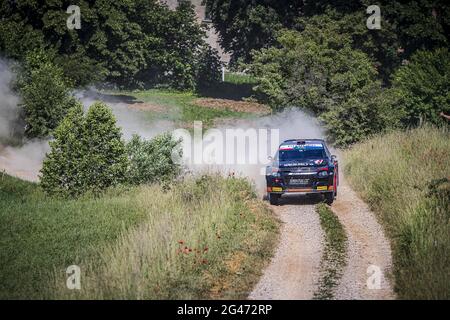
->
[[318, 170, 328, 177], [268, 167, 280, 177]]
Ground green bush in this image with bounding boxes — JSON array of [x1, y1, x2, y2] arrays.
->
[[18, 50, 77, 138], [82, 102, 129, 192], [391, 48, 450, 126], [126, 134, 182, 185], [320, 83, 403, 146], [40, 103, 128, 197]]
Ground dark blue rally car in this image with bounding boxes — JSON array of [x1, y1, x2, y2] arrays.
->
[[266, 139, 339, 205]]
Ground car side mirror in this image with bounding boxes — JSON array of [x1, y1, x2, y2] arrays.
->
[[331, 155, 337, 162], [268, 156, 273, 161]]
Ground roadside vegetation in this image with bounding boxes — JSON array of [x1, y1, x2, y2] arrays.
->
[[0, 174, 279, 299], [314, 204, 348, 300], [344, 126, 450, 299]]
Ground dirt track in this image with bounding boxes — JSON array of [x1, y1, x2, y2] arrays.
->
[[250, 165, 395, 300], [331, 170, 395, 299], [249, 196, 323, 300]]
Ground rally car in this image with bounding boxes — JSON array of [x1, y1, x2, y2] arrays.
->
[[266, 139, 338, 205]]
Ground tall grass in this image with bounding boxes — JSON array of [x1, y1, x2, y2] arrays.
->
[[343, 126, 450, 299], [314, 204, 348, 300], [0, 174, 148, 299], [0, 174, 279, 299]]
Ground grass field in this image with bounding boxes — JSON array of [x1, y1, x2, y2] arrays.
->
[[0, 174, 279, 299], [113, 89, 257, 129], [224, 72, 258, 85], [343, 126, 450, 299]]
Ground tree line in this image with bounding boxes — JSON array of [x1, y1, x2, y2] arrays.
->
[[1, 0, 221, 89], [205, 0, 450, 145]]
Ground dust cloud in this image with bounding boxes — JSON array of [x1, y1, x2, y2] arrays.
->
[[0, 77, 175, 181], [0, 59, 49, 182], [75, 89, 174, 141], [176, 108, 325, 194], [1, 57, 324, 188]]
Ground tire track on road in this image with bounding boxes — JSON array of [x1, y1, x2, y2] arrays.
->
[[331, 169, 395, 299], [250, 160, 395, 299], [249, 196, 324, 300]]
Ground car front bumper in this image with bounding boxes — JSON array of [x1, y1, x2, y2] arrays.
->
[[267, 185, 334, 194], [266, 173, 334, 194]]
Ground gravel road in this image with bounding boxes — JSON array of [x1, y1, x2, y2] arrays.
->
[[331, 163, 395, 299], [250, 161, 395, 300], [249, 195, 324, 300]]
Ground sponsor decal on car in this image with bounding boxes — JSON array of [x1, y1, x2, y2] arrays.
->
[[279, 143, 323, 151], [279, 144, 297, 150], [314, 159, 325, 165]]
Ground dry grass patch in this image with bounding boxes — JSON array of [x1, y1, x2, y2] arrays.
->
[[127, 102, 168, 113], [195, 98, 270, 115]]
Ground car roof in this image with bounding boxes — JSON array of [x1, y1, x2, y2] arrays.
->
[[278, 139, 331, 157], [281, 139, 325, 145]]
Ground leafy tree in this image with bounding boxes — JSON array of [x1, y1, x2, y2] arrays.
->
[[135, 0, 214, 89], [0, 0, 219, 89], [40, 102, 129, 197], [391, 48, 450, 126], [126, 134, 182, 185], [205, 0, 450, 72], [40, 104, 88, 197], [298, 1, 450, 78], [294, 10, 401, 83], [250, 29, 377, 111], [299, 0, 450, 59], [203, 0, 303, 64], [250, 28, 400, 145], [81, 102, 129, 193], [18, 50, 77, 138], [379, 0, 450, 57], [194, 45, 223, 90]]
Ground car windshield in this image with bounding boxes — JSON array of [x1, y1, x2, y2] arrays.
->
[[278, 148, 325, 161]]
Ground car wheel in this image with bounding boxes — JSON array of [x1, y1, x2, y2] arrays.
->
[[324, 192, 334, 205], [269, 193, 280, 205]]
